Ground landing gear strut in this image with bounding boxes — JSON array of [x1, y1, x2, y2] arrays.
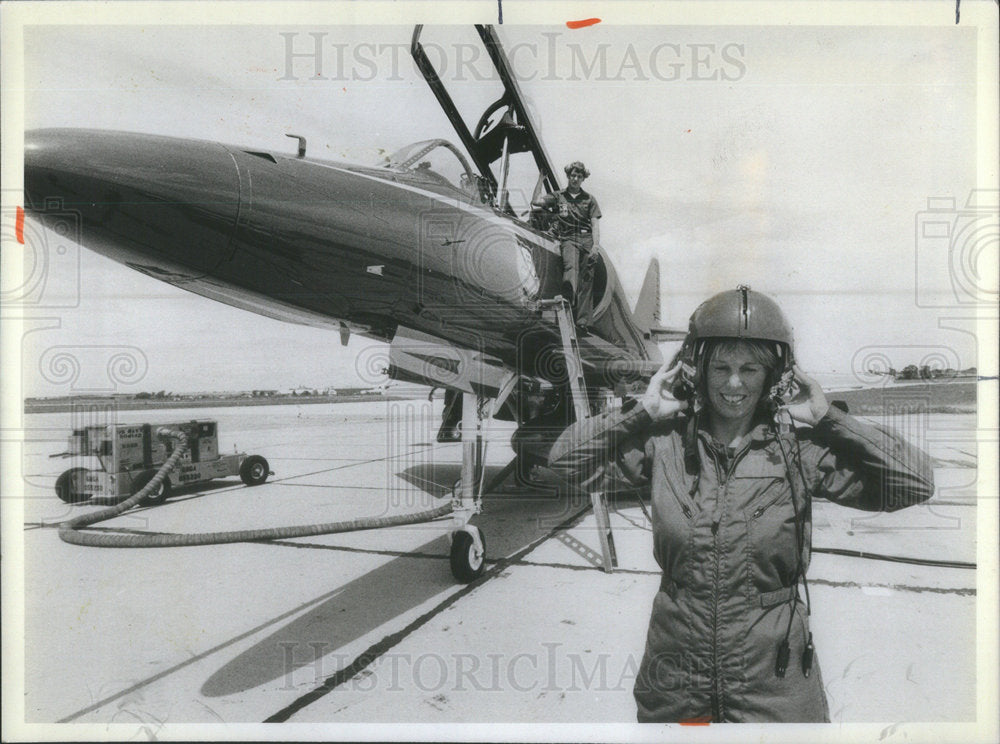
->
[[445, 371, 518, 582], [441, 297, 621, 580], [448, 391, 490, 582]]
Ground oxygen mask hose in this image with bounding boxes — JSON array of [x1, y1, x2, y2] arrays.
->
[[58, 427, 453, 548]]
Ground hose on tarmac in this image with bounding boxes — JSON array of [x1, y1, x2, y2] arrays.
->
[[811, 546, 975, 570], [59, 427, 453, 548]]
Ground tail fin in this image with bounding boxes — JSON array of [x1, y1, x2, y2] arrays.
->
[[632, 258, 661, 330], [633, 258, 687, 343]]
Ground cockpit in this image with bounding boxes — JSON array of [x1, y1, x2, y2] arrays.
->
[[381, 139, 489, 204]]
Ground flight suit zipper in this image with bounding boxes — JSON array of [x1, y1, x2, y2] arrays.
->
[[709, 442, 750, 723], [709, 450, 723, 721]]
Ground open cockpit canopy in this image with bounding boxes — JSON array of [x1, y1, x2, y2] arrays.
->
[[410, 25, 560, 218]]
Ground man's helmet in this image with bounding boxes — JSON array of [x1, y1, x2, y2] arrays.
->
[[672, 286, 795, 405]]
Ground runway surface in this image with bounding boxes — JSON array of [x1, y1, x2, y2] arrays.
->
[[16, 399, 980, 726]]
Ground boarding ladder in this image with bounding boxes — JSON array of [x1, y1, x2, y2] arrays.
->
[[540, 297, 618, 572]]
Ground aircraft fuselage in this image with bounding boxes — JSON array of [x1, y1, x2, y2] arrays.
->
[[24, 129, 659, 387]]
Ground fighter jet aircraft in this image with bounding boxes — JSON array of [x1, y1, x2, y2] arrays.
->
[[23, 25, 682, 580]]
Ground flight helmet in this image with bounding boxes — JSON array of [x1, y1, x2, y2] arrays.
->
[[672, 285, 795, 409]]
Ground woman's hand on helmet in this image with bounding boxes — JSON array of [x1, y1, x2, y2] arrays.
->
[[642, 361, 688, 421], [781, 365, 830, 426]]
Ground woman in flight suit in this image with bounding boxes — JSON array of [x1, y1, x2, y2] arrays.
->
[[547, 287, 935, 722]]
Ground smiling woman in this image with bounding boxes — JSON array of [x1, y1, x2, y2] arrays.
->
[[547, 286, 936, 723], [703, 340, 775, 435]]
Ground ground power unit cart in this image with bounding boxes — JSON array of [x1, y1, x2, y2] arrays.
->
[[53, 419, 270, 504]]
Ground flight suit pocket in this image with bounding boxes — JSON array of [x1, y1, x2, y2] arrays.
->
[[650, 454, 696, 589], [743, 474, 799, 595], [652, 451, 696, 522], [747, 482, 785, 521]]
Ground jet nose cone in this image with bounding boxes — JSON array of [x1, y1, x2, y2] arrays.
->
[[24, 129, 242, 274]]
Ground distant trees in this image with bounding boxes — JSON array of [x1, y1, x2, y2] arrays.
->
[[894, 365, 976, 381]]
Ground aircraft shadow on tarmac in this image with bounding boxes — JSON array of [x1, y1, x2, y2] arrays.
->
[[395, 462, 560, 499], [395, 462, 594, 531], [199, 464, 590, 698]]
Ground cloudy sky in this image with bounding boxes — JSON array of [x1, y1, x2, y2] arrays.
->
[[10, 12, 994, 397]]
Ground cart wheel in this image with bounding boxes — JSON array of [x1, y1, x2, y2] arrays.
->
[[450, 527, 486, 583], [133, 470, 172, 505], [55, 467, 89, 504], [240, 455, 270, 486]]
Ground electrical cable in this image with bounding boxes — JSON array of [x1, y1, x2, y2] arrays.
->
[[635, 491, 652, 524], [790, 420, 813, 616], [773, 422, 807, 677]]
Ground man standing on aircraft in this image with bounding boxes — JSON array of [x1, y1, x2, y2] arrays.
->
[[539, 161, 602, 328]]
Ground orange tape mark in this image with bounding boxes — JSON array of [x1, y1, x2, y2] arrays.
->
[[16, 206, 25, 244], [679, 714, 712, 725], [566, 18, 601, 29]]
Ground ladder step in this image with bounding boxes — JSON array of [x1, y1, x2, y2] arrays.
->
[[545, 295, 617, 572], [590, 491, 618, 572]]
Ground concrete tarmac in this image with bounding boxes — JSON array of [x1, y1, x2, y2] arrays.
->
[[17, 400, 978, 727]]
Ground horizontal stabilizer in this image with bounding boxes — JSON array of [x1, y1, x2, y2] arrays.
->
[[645, 325, 688, 341]]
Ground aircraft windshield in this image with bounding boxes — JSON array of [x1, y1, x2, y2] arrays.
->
[[383, 139, 483, 201]]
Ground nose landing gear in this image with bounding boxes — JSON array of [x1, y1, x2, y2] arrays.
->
[[447, 390, 492, 583], [450, 525, 486, 582]]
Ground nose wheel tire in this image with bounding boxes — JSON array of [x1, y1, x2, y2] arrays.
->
[[450, 527, 486, 583], [240, 455, 270, 486]]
